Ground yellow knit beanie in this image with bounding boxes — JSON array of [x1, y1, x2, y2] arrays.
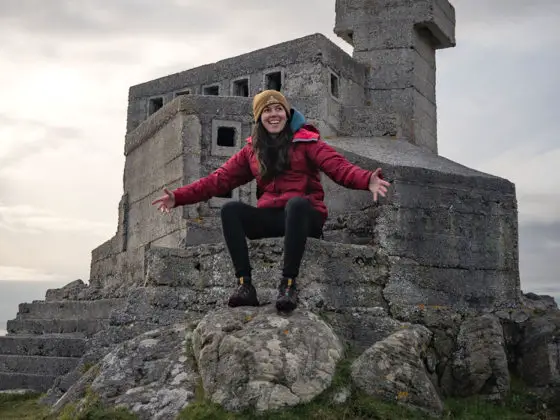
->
[[252, 90, 290, 122]]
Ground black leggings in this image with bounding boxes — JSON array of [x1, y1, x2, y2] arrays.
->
[[220, 197, 324, 279]]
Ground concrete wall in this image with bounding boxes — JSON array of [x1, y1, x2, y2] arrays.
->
[[125, 33, 366, 136], [320, 136, 521, 313], [91, 95, 255, 287]]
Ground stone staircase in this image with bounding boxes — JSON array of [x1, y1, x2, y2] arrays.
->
[[0, 298, 125, 392]]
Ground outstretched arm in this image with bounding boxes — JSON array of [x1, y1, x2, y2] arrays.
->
[[152, 145, 254, 211], [307, 140, 390, 201]]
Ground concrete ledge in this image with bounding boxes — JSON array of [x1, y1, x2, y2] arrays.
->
[[0, 372, 58, 392], [0, 355, 79, 377], [0, 336, 85, 358], [124, 95, 252, 156], [7, 319, 110, 337], [16, 299, 125, 320]]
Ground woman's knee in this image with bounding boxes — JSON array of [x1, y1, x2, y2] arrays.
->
[[220, 200, 246, 219], [285, 197, 312, 214]]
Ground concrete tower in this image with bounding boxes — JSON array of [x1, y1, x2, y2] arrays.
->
[[334, 0, 456, 153]]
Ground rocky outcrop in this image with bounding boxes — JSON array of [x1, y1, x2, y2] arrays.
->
[[441, 315, 510, 400], [351, 325, 443, 415], [192, 307, 344, 412]]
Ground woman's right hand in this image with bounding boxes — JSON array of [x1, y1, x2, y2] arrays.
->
[[151, 188, 175, 213]]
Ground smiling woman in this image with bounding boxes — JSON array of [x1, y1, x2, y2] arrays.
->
[[152, 90, 390, 313]]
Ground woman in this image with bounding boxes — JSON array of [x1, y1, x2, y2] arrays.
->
[[152, 90, 390, 312]]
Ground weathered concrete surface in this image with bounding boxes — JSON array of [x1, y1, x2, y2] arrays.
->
[[126, 33, 365, 133], [145, 238, 388, 313], [0, 372, 58, 392], [0, 355, 79, 377], [7, 318, 110, 337], [0, 336, 85, 357], [351, 325, 443, 414], [16, 299, 123, 320], [320, 137, 520, 317], [192, 307, 344, 412]]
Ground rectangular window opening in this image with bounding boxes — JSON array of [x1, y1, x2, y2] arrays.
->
[[148, 97, 164, 115], [330, 73, 340, 98], [265, 72, 282, 91], [175, 90, 190, 97], [233, 79, 249, 97], [217, 127, 236, 147], [203, 85, 220, 95]]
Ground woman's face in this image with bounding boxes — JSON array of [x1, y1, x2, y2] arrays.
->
[[261, 104, 288, 134]]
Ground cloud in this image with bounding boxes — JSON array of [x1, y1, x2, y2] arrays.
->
[[519, 221, 560, 295], [0, 203, 112, 235], [0, 265, 65, 282], [0, 0, 557, 290]]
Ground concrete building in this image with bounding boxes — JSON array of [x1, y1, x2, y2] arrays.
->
[[90, 0, 460, 289], [2, 0, 531, 397]]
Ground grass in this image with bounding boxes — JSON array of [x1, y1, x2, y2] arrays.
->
[[0, 392, 49, 420], [177, 358, 556, 420], [0, 362, 556, 420]]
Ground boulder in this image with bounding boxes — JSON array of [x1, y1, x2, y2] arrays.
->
[[192, 306, 344, 412], [441, 315, 510, 400], [351, 325, 443, 414], [89, 325, 198, 420]]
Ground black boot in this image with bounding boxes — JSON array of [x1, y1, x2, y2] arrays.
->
[[276, 277, 298, 312], [228, 276, 259, 307]]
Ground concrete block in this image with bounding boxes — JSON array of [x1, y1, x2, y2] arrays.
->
[[6, 318, 110, 337], [336, 0, 455, 50], [0, 336, 85, 358], [0, 372, 58, 392], [0, 355, 79, 377], [384, 260, 520, 311], [16, 299, 125, 320], [340, 106, 402, 137], [145, 239, 388, 310], [355, 49, 436, 99]]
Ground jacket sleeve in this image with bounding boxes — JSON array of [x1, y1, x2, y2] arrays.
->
[[172, 145, 254, 206], [306, 140, 375, 190]]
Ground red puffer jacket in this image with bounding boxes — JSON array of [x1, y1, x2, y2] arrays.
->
[[172, 124, 375, 223]]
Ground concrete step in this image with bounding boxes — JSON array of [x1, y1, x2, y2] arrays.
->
[[0, 372, 58, 392], [16, 299, 125, 320], [6, 318, 109, 337], [0, 335, 86, 357], [0, 355, 79, 377]]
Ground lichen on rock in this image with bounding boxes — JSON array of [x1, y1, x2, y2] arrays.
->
[[191, 306, 344, 412]]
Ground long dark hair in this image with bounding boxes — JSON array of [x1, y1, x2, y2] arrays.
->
[[251, 121, 293, 181]]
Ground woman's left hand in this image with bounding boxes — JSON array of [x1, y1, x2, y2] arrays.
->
[[368, 168, 391, 202]]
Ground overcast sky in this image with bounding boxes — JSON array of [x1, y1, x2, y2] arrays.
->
[[0, 1, 558, 296]]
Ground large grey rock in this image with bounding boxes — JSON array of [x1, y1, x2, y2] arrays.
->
[[515, 310, 560, 407], [351, 325, 443, 414], [192, 306, 344, 412], [87, 324, 198, 420], [441, 315, 510, 400]]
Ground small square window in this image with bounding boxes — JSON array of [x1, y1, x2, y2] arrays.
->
[[203, 85, 220, 95], [233, 79, 249, 97], [265, 72, 282, 91], [217, 127, 236, 147], [148, 97, 163, 115], [330, 73, 340, 98]]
